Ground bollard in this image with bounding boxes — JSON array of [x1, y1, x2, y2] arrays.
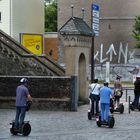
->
[[128, 96, 131, 114], [126, 89, 128, 102]]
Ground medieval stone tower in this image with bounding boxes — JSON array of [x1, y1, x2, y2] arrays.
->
[[58, 0, 140, 81], [58, 0, 140, 63]]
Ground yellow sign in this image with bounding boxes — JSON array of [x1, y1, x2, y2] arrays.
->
[[21, 33, 43, 55]]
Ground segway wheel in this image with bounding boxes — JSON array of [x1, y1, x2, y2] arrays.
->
[[96, 120, 101, 127], [10, 122, 18, 135], [96, 116, 101, 127], [119, 104, 124, 114], [108, 116, 115, 128], [22, 123, 31, 136], [130, 104, 134, 111], [110, 108, 114, 114], [88, 112, 92, 120]]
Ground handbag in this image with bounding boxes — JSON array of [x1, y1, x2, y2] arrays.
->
[[114, 89, 122, 97], [89, 84, 97, 99]]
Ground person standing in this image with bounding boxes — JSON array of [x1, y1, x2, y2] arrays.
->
[[89, 79, 101, 116], [133, 75, 140, 108], [14, 78, 32, 130], [100, 82, 113, 123], [114, 75, 123, 108]]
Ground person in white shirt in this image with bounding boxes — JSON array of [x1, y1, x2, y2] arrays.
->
[[89, 79, 101, 116]]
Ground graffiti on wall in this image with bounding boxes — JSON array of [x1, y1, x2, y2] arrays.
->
[[94, 42, 135, 64]]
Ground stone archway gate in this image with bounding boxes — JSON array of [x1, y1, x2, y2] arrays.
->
[[58, 16, 93, 101]]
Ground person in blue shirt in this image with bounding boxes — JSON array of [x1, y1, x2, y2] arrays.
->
[[100, 82, 113, 122], [14, 78, 32, 130]]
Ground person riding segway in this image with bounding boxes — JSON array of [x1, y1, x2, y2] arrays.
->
[[96, 82, 115, 128], [130, 74, 140, 111], [88, 79, 101, 120], [10, 78, 32, 136]]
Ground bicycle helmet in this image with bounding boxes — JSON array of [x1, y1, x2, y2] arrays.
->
[[20, 78, 28, 83]]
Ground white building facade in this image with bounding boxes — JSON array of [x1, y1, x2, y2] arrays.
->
[[0, 0, 44, 41]]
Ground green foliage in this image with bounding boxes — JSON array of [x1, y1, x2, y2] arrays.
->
[[44, 1, 57, 32], [132, 16, 140, 48]]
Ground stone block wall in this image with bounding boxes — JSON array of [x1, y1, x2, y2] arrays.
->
[[0, 76, 78, 111]]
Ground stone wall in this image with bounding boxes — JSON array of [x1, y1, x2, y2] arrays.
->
[[58, 0, 140, 65], [0, 76, 78, 111], [0, 29, 65, 76]]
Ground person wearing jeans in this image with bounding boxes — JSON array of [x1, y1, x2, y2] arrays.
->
[[100, 82, 113, 122], [14, 78, 32, 130], [89, 79, 101, 116]]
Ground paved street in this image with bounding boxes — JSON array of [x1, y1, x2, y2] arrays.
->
[[0, 93, 140, 140]]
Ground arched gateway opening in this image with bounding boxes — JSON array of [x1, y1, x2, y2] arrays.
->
[[58, 16, 93, 110], [78, 53, 86, 101]]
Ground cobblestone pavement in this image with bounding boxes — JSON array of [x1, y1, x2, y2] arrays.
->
[[0, 93, 140, 140]]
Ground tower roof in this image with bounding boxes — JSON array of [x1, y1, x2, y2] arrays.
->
[[58, 17, 93, 36]]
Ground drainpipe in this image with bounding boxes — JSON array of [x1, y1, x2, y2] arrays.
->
[[9, 0, 12, 36]]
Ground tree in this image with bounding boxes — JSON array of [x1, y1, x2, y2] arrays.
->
[[132, 16, 140, 48], [44, 1, 57, 32]]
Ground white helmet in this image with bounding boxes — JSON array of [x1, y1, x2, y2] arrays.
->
[[20, 78, 28, 83]]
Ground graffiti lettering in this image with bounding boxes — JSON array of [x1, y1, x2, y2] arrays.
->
[[106, 43, 117, 62], [100, 43, 108, 63], [94, 42, 134, 64]]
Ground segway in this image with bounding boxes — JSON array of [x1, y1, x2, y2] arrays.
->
[[10, 121, 31, 136], [96, 115, 115, 128], [87, 99, 99, 120], [110, 98, 124, 114], [88, 110, 98, 120], [10, 101, 32, 136]]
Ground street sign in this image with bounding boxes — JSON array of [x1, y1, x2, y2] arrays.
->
[[92, 23, 99, 30], [91, 3, 100, 36], [92, 18, 99, 24]]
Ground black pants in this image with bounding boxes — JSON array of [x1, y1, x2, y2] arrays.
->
[[90, 94, 100, 115], [133, 92, 140, 107]]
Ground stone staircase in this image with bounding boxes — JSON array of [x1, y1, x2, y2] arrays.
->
[[0, 29, 65, 76]]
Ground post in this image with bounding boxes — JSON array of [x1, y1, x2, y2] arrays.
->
[[91, 3, 100, 82], [106, 62, 110, 83], [81, 8, 85, 20], [91, 36, 94, 83], [128, 96, 131, 114], [126, 89, 128, 102], [71, 5, 74, 18]]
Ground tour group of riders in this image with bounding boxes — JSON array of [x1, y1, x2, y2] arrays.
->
[[89, 75, 123, 123], [89, 74, 140, 123], [13, 75, 140, 131]]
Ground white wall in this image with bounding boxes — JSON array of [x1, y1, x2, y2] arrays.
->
[[0, 0, 11, 35], [12, 0, 44, 41]]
